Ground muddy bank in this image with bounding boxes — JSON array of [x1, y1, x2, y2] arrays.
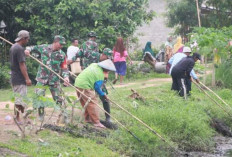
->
[[187, 136, 232, 157]]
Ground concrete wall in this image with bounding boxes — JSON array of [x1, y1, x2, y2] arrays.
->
[[133, 0, 173, 50]]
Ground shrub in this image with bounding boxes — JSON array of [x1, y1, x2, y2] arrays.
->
[[26, 58, 39, 84], [216, 59, 232, 89], [0, 64, 10, 89]]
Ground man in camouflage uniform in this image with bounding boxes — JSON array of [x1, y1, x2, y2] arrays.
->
[[71, 31, 99, 69], [25, 35, 69, 121]]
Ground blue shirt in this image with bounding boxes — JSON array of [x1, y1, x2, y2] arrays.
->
[[169, 53, 198, 79]]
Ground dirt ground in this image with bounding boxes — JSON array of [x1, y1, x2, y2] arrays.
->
[[0, 147, 28, 157], [0, 78, 171, 144]]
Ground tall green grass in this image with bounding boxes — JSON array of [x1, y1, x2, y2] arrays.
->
[[106, 83, 232, 156], [216, 59, 232, 89], [1, 79, 232, 156]]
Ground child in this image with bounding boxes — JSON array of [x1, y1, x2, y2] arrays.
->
[[112, 37, 132, 85]]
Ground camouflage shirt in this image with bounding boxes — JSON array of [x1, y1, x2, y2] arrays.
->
[[72, 39, 100, 69], [26, 44, 69, 85]]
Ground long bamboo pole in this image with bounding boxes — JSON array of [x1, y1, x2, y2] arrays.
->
[[0, 36, 141, 142], [2, 36, 184, 155], [69, 71, 181, 155], [199, 82, 232, 109], [193, 81, 232, 117]]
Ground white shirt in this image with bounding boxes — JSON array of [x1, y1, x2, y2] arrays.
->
[[67, 45, 79, 60]]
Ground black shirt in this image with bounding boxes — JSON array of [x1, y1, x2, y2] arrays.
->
[[171, 56, 195, 79], [9, 43, 26, 85]]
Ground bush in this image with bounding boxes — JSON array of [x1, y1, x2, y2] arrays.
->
[[0, 64, 10, 89], [130, 50, 143, 61], [216, 59, 232, 89], [26, 58, 39, 84]]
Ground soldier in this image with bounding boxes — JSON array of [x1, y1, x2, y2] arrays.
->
[[25, 35, 69, 121], [70, 31, 99, 69]]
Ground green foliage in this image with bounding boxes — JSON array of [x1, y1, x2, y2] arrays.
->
[[215, 58, 232, 89], [190, 26, 232, 57], [166, 0, 232, 35], [2, 78, 232, 156], [0, 64, 10, 89], [0, 0, 155, 49], [130, 50, 143, 61], [26, 58, 39, 84], [166, 0, 201, 35], [0, 130, 119, 157], [107, 83, 217, 155], [188, 26, 232, 88]]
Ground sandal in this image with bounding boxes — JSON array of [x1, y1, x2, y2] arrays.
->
[[94, 123, 106, 128]]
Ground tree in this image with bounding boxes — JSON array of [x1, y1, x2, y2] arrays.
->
[[166, 0, 232, 36], [190, 26, 232, 86], [0, 0, 155, 49]]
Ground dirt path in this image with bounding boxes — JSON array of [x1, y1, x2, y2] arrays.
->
[[0, 147, 28, 157], [0, 77, 171, 144], [112, 78, 171, 89]]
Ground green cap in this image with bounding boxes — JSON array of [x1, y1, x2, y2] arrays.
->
[[54, 35, 66, 45], [103, 48, 113, 56]]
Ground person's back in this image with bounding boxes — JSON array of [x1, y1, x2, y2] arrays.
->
[[10, 43, 26, 85], [81, 39, 99, 68], [75, 63, 104, 90], [67, 45, 79, 61], [169, 53, 187, 75], [172, 56, 195, 78]]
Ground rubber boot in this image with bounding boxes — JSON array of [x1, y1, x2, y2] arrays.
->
[[100, 95, 111, 122]]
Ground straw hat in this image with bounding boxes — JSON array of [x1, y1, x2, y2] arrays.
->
[[97, 59, 116, 72]]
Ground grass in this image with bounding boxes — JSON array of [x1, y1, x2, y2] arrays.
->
[[1, 75, 232, 156], [0, 72, 169, 101], [0, 130, 119, 157]]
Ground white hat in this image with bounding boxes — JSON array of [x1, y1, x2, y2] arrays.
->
[[15, 30, 30, 42], [98, 59, 116, 72], [183, 47, 192, 53]]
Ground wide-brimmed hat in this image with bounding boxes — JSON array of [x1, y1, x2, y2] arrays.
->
[[54, 35, 66, 45], [15, 30, 30, 42], [183, 46, 192, 53], [98, 59, 116, 72]]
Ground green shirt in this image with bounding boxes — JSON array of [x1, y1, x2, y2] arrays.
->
[[74, 63, 104, 89]]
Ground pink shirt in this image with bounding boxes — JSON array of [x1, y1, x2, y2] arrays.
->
[[113, 50, 128, 62]]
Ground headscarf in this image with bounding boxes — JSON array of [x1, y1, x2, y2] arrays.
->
[[173, 37, 184, 53], [143, 42, 155, 57]]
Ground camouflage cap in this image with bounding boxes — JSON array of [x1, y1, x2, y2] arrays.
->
[[87, 31, 97, 37], [103, 48, 113, 59], [54, 35, 66, 45]]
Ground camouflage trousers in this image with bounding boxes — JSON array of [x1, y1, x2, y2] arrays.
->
[[35, 82, 63, 105]]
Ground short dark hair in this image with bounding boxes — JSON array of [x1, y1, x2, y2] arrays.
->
[[192, 52, 201, 60], [71, 38, 78, 43]]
